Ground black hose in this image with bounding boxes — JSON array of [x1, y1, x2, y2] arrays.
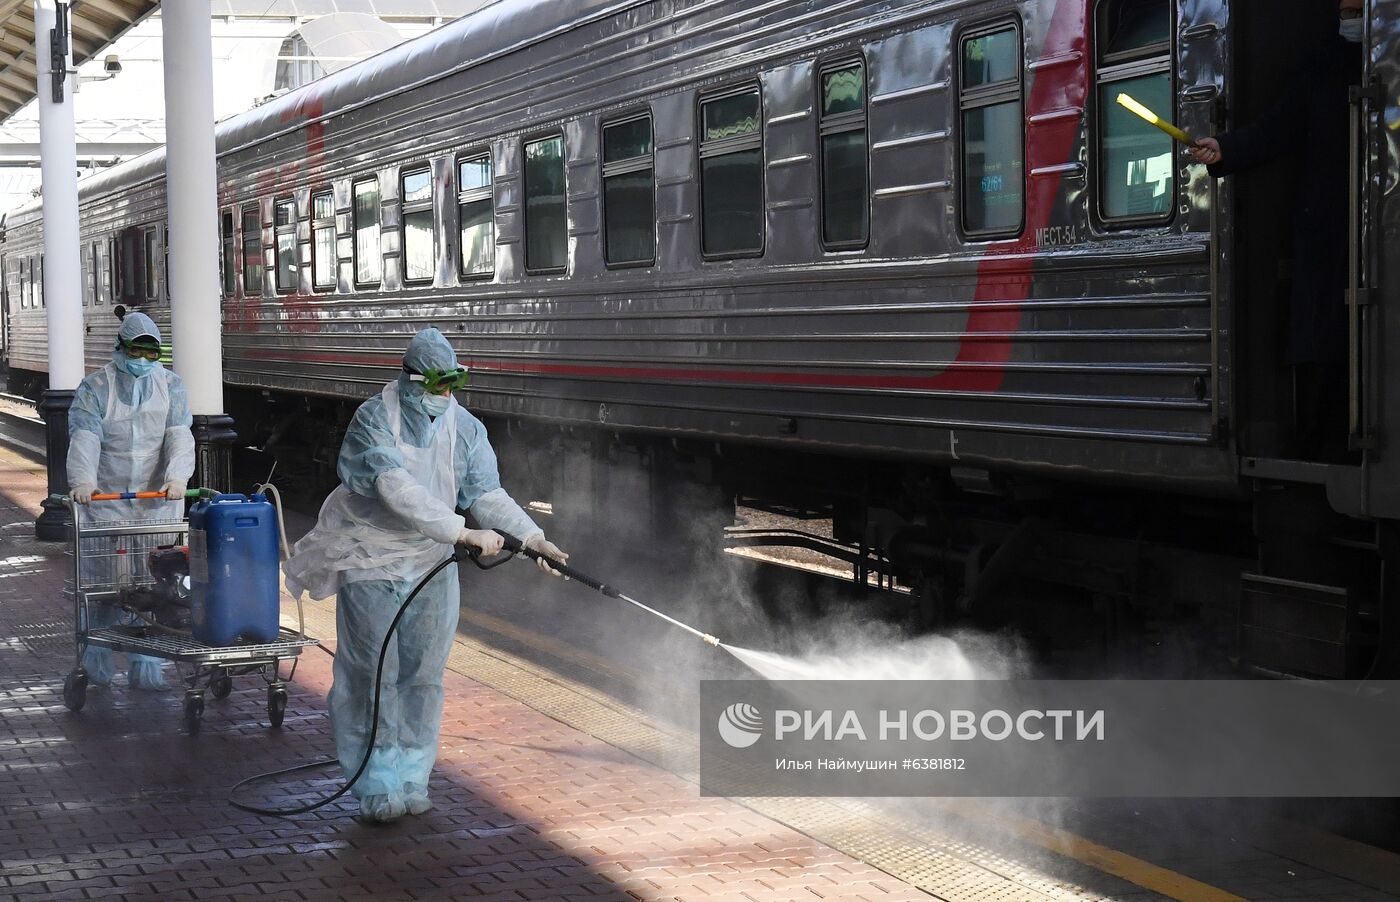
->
[[227, 552, 463, 817], [227, 529, 609, 818]]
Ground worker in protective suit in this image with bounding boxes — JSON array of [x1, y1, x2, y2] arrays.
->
[[284, 327, 568, 824], [68, 311, 195, 691]]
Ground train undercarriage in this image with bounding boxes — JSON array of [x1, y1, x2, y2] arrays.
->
[[230, 384, 1399, 682]]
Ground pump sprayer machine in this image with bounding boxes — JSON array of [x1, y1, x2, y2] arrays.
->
[[59, 489, 318, 732]]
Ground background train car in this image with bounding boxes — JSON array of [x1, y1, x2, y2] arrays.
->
[[2, 0, 1396, 677]]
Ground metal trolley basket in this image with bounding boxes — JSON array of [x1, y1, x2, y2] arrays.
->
[[60, 494, 318, 734]]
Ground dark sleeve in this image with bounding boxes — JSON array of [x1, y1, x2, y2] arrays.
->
[[1208, 65, 1307, 177]]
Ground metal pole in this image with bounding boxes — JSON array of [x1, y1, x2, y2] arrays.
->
[[34, 0, 83, 541], [162, 0, 235, 491]]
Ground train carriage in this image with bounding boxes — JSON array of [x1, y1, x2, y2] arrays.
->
[[2, 0, 1397, 677]]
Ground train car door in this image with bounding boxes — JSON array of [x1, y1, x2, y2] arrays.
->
[[1228, 0, 1362, 464]]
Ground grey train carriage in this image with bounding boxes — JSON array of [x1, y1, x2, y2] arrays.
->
[[2, 0, 1397, 678]]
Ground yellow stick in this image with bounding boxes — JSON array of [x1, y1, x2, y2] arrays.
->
[[1116, 93, 1194, 144]]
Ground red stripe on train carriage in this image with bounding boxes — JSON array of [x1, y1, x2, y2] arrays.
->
[[242, 350, 1018, 392], [935, 0, 1086, 393]]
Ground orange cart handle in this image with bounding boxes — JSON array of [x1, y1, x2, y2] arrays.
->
[[90, 491, 170, 501]]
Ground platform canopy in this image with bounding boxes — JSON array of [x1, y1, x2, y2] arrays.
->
[[0, 0, 158, 125]]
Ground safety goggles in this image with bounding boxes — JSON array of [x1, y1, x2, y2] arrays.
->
[[406, 365, 470, 394], [121, 341, 162, 361], [1339, 7, 1362, 18]]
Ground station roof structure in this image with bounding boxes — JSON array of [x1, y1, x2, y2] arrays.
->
[[210, 0, 486, 15], [0, 1, 488, 126], [0, 0, 157, 124]]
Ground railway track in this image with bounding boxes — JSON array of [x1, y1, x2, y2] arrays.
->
[[0, 391, 45, 459]]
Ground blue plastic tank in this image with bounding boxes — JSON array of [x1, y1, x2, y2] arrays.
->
[[189, 493, 281, 646]]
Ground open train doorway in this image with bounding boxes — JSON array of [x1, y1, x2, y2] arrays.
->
[[1225, 0, 1365, 464]]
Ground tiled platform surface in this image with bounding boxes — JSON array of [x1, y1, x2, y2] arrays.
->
[[0, 448, 927, 902]]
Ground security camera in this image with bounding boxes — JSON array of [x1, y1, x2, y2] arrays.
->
[[103, 54, 121, 74]]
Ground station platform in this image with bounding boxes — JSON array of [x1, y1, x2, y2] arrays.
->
[[3, 442, 1400, 902]]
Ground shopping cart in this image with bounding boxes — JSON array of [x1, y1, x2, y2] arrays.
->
[[60, 491, 319, 734]]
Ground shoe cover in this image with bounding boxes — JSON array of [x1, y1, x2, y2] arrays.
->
[[403, 783, 433, 815], [82, 646, 114, 686], [360, 793, 405, 824], [128, 657, 167, 691]]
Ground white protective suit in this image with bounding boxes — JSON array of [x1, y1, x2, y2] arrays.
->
[[68, 312, 195, 689], [283, 327, 546, 823]]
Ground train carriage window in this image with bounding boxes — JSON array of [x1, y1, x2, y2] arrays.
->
[[274, 197, 298, 292], [523, 136, 567, 273], [457, 153, 494, 278], [958, 24, 1025, 236], [353, 178, 382, 286], [89, 243, 99, 306], [220, 211, 235, 297], [699, 86, 763, 257], [143, 229, 158, 300], [117, 227, 145, 305], [38, 255, 44, 307], [819, 60, 868, 248], [311, 190, 336, 290], [102, 240, 112, 303], [19, 258, 27, 308], [601, 115, 655, 266], [241, 206, 261, 297], [401, 167, 435, 283], [1095, 0, 1174, 222]]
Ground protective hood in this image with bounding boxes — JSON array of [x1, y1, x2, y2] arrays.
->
[[398, 327, 460, 418], [112, 312, 162, 366]]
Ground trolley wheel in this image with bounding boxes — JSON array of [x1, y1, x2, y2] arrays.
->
[[267, 684, 287, 728], [210, 673, 233, 700], [184, 692, 204, 734], [63, 669, 87, 712]]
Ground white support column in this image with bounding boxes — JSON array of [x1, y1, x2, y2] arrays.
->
[[36, 0, 81, 392], [162, 0, 223, 416], [162, 0, 236, 490], [34, 0, 84, 540]]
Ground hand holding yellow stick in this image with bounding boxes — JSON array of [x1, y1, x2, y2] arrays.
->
[[1115, 93, 1195, 144]]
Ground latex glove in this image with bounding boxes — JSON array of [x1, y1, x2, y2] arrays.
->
[[524, 534, 569, 576], [71, 484, 96, 504], [457, 527, 504, 557], [160, 480, 187, 501]]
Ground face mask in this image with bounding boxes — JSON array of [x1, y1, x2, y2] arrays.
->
[[420, 393, 451, 417], [1339, 17, 1363, 42], [122, 357, 157, 377]]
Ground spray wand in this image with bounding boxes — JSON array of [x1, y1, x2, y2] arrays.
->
[[484, 530, 723, 648]]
